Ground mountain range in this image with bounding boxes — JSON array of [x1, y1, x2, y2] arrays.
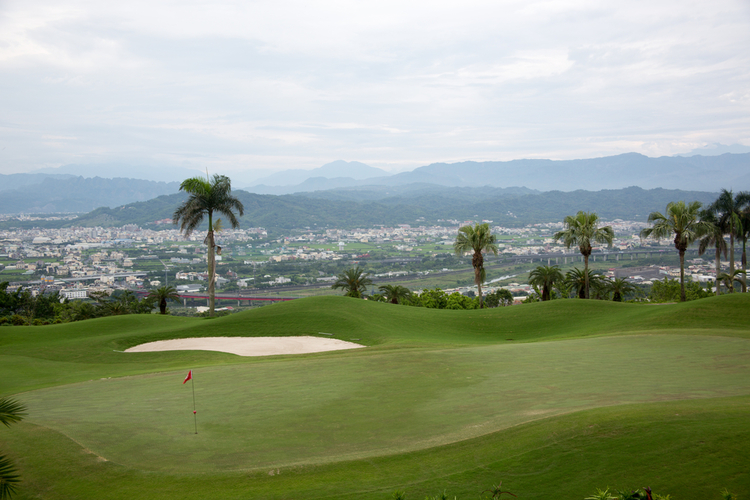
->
[[2, 152, 747, 216], [0, 176, 180, 214], [244, 153, 750, 194]]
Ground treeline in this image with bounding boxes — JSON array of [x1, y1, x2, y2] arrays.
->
[[0, 283, 157, 326], [370, 287, 513, 309]]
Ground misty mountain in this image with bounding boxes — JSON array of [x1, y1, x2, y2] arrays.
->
[[32, 163, 205, 183], [249, 176, 367, 195], [245, 160, 388, 189], [0, 173, 75, 192], [0, 176, 180, 214], [377, 153, 750, 192], [241, 153, 750, 195]]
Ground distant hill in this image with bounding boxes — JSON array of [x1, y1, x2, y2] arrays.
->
[[0, 173, 75, 192], [377, 153, 750, 192], [32, 163, 204, 183], [241, 153, 750, 194], [0, 177, 180, 214], [245, 160, 388, 190], [0, 186, 721, 232]]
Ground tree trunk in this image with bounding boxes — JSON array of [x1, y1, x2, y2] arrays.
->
[[679, 249, 686, 302], [207, 231, 215, 317], [715, 247, 721, 296], [160, 297, 167, 314], [742, 239, 747, 293], [729, 231, 735, 275], [473, 251, 484, 308], [583, 254, 590, 299]]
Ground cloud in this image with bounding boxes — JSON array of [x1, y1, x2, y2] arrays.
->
[[0, 0, 748, 176]]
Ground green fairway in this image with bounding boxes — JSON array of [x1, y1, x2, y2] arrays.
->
[[2, 294, 750, 498]]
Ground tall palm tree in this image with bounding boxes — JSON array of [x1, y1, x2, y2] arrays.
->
[[173, 174, 244, 317], [332, 266, 373, 298], [698, 209, 728, 296], [528, 265, 563, 301], [709, 189, 750, 281], [640, 200, 710, 302], [147, 286, 181, 315], [453, 223, 498, 308], [553, 212, 614, 299], [378, 284, 411, 304], [1, 396, 26, 500]]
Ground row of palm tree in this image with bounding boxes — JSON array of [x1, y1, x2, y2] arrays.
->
[[641, 189, 750, 301], [331, 269, 415, 304], [172, 173, 747, 308], [528, 265, 637, 301], [697, 189, 750, 295], [168, 170, 750, 307]]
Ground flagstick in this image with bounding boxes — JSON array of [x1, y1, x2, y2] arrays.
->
[[191, 373, 198, 434]]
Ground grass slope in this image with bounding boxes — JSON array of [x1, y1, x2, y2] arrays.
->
[[1, 294, 749, 499]]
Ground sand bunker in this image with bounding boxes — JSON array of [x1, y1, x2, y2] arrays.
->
[[124, 336, 364, 357]]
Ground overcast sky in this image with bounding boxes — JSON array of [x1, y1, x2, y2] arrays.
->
[[1, 0, 749, 181]]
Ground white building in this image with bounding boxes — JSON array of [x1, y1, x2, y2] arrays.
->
[[62, 289, 88, 300]]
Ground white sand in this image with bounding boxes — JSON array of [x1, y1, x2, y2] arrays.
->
[[124, 336, 364, 357]]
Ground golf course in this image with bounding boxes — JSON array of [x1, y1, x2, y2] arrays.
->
[[2, 294, 749, 499]]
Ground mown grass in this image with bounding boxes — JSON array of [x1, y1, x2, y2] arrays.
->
[[1, 294, 749, 499]]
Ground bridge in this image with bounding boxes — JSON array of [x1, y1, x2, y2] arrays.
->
[[133, 290, 298, 307]]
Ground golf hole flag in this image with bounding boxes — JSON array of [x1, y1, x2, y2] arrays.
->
[[183, 369, 198, 434]]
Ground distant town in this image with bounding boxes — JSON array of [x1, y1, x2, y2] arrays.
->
[[0, 216, 725, 308]]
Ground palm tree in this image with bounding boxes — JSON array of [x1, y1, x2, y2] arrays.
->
[[709, 189, 750, 281], [173, 174, 244, 317], [331, 266, 373, 298], [739, 209, 750, 292], [378, 284, 411, 304], [147, 286, 181, 315], [1, 396, 26, 500], [453, 223, 498, 308], [553, 212, 614, 299], [565, 268, 606, 299], [698, 209, 728, 296], [606, 277, 637, 302], [640, 201, 711, 302], [528, 265, 563, 301]]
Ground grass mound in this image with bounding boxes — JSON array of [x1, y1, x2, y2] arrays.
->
[[2, 294, 749, 498]]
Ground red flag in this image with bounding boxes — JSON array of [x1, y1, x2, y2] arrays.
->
[[183, 370, 192, 384]]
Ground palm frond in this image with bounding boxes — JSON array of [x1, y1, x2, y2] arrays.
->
[[0, 398, 26, 428], [0, 454, 21, 499]]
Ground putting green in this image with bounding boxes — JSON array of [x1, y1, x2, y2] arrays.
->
[[21, 333, 750, 473]]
